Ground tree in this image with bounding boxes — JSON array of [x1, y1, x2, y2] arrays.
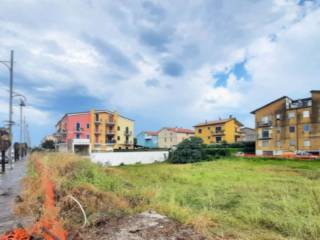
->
[[168, 137, 207, 164], [41, 140, 55, 150]]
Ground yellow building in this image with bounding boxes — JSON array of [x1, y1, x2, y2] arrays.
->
[[90, 109, 134, 152], [194, 117, 243, 144], [251, 90, 320, 156]]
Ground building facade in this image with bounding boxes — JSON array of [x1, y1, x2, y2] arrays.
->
[[251, 90, 320, 156], [194, 117, 243, 144], [136, 131, 159, 148], [55, 109, 134, 154], [158, 128, 194, 148], [238, 127, 256, 142]]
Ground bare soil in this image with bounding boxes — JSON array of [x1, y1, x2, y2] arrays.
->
[[73, 211, 208, 240]]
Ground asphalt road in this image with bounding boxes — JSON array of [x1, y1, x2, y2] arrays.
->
[[0, 159, 28, 233]]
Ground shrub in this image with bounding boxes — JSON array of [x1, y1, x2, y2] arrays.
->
[[168, 137, 207, 164]]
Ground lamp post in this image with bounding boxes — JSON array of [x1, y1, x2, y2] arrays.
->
[[0, 50, 14, 169], [12, 92, 27, 160]]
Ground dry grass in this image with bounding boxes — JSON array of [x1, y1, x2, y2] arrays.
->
[[17, 152, 320, 240]]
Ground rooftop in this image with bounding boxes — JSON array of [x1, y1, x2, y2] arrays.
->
[[194, 118, 243, 127], [162, 127, 194, 134]]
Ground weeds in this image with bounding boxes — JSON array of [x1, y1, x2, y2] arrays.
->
[[18, 153, 320, 240]]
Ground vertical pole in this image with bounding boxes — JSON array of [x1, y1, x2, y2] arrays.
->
[[8, 50, 14, 169], [1, 150, 5, 173], [19, 100, 23, 160]]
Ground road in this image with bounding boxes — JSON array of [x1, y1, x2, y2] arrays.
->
[[0, 159, 29, 233]]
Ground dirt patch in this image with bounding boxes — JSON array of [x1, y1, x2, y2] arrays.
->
[[74, 211, 209, 240]]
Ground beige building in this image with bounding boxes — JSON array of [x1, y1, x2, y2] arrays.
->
[[158, 127, 194, 148], [251, 90, 320, 156]]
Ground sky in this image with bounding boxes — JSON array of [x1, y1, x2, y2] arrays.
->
[[0, 0, 320, 146]]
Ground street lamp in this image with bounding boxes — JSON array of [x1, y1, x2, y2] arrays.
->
[[0, 50, 14, 169]]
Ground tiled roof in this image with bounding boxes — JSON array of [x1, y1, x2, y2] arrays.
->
[[194, 118, 243, 127], [163, 128, 194, 134], [144, 131, 159, 136]]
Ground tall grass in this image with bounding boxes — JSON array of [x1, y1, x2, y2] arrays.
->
[[23, 153, 320, 240]]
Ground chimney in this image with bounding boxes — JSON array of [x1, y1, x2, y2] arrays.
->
[[229, 115, 233, 119]]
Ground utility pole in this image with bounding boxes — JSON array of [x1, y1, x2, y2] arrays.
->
[[19, 99, 26, 160], [0, 50, 15, 170], [8, 50, 14, 169]]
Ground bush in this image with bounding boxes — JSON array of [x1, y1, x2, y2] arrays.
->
[[168, 137, 207, 164], [204, 148, 231, 159]]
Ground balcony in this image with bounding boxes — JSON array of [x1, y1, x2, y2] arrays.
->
[[211, 130, 225, 136], [257, 135, 272, 140], [106, 130, 115, 135], [106, 121, 115, 125], [94, 131, 101, 135], [74, 128, 83, 133], [257, 121, 272, 127], [106, 140, 116, 146], [124, 131, 132, 136]]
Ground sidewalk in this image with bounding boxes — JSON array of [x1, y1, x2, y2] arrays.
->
[[0, 159, 29, 233]]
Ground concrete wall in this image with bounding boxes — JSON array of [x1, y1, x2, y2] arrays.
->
[[90, 151, 169, 166]]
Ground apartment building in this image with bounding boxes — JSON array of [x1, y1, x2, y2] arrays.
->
[[55, 109, 134, 154], [238, 127, 256, 142], [194, 117, 243, 144], [158, 128, 194, 148], [251, 90, 320, 156], [136, 131, 159, 148]]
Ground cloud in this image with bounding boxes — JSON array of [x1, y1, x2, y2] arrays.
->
[[0, 0, 319, 144], [162, 61, 184, 77]]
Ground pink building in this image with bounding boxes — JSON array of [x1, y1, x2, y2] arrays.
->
[[56, 112, 91, 143]]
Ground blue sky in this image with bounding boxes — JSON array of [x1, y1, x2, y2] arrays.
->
[[0, 0, 320, 145]]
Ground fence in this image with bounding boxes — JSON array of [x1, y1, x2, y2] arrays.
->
[[90, 151, 169, 166]]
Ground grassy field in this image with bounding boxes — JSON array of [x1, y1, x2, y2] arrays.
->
[[22, 153, 320, 240]]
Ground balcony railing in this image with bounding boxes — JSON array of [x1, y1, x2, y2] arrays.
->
[[106, 140, 116, 145], [124, 131, 132, 136], [211, 130, 225, 135], [257, 135, 272, 140], [106, 131, 115, 135], [257, 121, 272, 127], [106, 121, 115, 125]]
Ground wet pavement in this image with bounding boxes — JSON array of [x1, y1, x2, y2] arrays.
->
[[0, 158, 28, 233]]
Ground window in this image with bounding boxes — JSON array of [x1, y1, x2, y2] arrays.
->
[[289, 140, 296, 146], [216, 136, 222, 143], [276, 114, 281, 120], [277, 127, 281, 133], [164, 138, 167, 142], [76, 122, 80, 131], [117, 136, 120, 141], [304, 140, 310, 147], [208, 136, 211, 139], [261, 116, 270, 123], [262, 129, 269, 138], [76, 133, 80, 139], [289, 126, 295, 133], [207, 127, 210, 130], [262, 140, 269, 147], [198, 129, 202, 134], [95, 113, 99, 122], [303, 110, 310, 118], [216, 126, 222, 132], [86, 135, 90, 139], [118, 126, 120, 131], [304, 124, 310, 132], [288, 112, 295, 119], [86, 123, 90, 129]]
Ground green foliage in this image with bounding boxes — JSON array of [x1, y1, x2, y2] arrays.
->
[[41, 139, 55, 150], [168, 137, 207, 163], [33, 153, 320, 239]]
